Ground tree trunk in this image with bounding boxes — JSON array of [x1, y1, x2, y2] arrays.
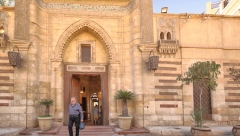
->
[[122, 100, 128, 116], [46, 106, 50, 116]]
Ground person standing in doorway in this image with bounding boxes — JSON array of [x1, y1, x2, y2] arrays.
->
[[93, 104, 98, 124], [68, 97, 83, 136]]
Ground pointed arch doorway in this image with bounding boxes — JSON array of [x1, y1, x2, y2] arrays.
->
[[63, 65, 109, 126]]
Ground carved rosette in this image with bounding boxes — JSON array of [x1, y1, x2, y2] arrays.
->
[[158, 40, 180, 54]]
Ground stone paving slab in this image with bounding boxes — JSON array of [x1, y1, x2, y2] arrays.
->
[[0, 125, 235, 136], [0, 127, 25, 136], [146, 126, 233, 136]]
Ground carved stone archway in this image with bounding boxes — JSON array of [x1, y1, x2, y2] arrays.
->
[[54, 19, 116, 62]]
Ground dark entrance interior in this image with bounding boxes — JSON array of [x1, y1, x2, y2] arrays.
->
[[64, 69, 109, 126]]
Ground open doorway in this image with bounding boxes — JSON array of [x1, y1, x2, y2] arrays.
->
[[69, 75, 103, 126]]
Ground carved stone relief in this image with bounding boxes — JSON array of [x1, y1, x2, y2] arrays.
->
[[66, 65, 106, 72], [15, 0, 29, 40], [35, 0, 134, 16], [140, 0, 153, 43], [55, 20, 116, 62], [157, 18, 180, 57], [158, 18, 175, 40]]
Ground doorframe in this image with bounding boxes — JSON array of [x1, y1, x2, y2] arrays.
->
[[63, 64, 109, 126]]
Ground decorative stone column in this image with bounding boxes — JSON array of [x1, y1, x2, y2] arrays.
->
[[50, 59, 64, 120], [8, 40, 34, 127], [108, 62, 120, 125], [137, 44, 158, 127]]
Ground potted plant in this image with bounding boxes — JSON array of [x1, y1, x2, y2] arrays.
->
[[114, 90, 134, 129], [229, 66, 240, 136], [37, 99, 54, 130], [176, 61, 221, 135]]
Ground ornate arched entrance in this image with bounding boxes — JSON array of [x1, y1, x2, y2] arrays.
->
[[51, 20, 116, 126]]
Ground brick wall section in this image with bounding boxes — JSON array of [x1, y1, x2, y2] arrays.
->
[[155, 61, 182, 102], [0, 53, 14, 107], [223, 63, 240, 111]]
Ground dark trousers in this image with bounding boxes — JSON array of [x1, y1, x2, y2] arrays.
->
[[68, 115, 80, 136]]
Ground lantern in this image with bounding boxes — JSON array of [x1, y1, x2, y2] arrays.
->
[[8, 46, 21, 68], [148, 50, 159, 71]]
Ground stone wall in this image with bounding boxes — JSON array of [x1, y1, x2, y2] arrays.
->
[[147, 14, 240, 126]]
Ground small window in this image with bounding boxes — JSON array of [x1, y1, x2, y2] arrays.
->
[[81, 45, 91, 62], [167, 32, 171, 40], [160, 32, 164, 40]]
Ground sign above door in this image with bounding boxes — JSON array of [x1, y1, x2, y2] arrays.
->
[[66, 65, 106, 72]]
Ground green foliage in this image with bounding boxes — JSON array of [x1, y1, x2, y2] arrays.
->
[[0, 0, 14, 6], [0, 0, 5, 6], [114, 90, 134, 101], [39, 99, 54, 106], [115, 90, 134, 116], [229, 66, 240, 82], [190, 109, 206, 127], [176, 61, 221, 91], [39, 99, 54, 117], [176, 61, 221, 127]]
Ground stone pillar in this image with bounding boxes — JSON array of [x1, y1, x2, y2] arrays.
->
[[9, 40, 34, 127], [140, 0, 153, 43], [50, 60, 64, 120], [139, 44, 158, 127], [108, 62, 120, 125], [14, 0, 29, 40]]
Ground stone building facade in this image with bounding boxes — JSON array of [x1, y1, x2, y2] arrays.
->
[[0, 0, 240, 128]]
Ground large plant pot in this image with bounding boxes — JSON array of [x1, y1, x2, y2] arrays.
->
[[118, 116, 132, 129], [190, 126, 213, 136], [37, 116, 53, 130], [232, 125, 240, 136]]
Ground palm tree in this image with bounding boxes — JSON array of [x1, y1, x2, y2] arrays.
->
[[114, 90, 134, 116], [39, 99, 54, 117]]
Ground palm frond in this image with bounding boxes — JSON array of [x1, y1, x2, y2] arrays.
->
[[114, 90, 134, 101], [39, 99, 54, 106]]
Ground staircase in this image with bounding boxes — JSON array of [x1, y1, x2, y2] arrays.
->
[[0, 53, 14, 107]]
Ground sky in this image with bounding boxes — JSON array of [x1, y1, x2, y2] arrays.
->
[[153, 0, 216, 14]]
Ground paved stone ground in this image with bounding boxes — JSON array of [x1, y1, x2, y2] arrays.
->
[[0, 127, 25, 136], [0, 126, 234, 136], [145, 126, 233, 136]]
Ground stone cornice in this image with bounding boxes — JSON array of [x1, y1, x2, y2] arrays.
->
[[9, 39, 31, 51], [35, 0, 134, 13], [42, 0, 131, 6]]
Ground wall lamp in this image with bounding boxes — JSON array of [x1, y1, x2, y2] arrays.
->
[[148, 49, 159, 71], [161, 7, 168, 13]]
